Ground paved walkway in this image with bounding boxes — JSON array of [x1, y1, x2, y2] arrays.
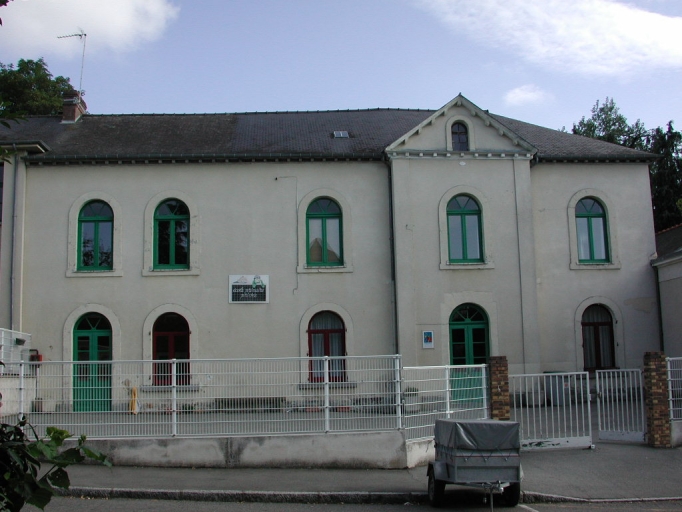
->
[[61, 442, 682, 504]]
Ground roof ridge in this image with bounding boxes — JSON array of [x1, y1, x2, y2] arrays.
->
[[79, 108, 435, 117]]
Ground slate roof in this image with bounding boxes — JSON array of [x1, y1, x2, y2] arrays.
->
[[654, 224, 682, 264], [0, 108, 654, 163]]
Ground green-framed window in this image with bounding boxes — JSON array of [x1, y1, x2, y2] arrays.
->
[[306, 198, 343, 266], [154, 199, 190, 269], [451, 122, 469, 151], [447, 195, 483, 263], [576, 197, 609, 263], [78, 200, 113, 271]]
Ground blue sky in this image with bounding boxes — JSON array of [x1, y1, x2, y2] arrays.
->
[[1, 0, 682, 132]]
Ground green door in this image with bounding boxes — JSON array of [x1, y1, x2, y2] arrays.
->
[[449, 304, 489, 407], [73, 313, 112, 412]]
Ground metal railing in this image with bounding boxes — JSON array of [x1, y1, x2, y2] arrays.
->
[[668, 357, 682, 421], [0, 328, 32, 375], [0, 356, 488, 440], [1, 356, 403, 438], [401, 364, 489, 440], [510, 372, 592, 450], [596, 369, 645, 442]]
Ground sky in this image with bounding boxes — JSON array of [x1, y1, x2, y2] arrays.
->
[[1, 0, 682, 132]]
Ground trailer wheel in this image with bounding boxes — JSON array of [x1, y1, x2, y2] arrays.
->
[[428, 471, 445, 507], [502, 482, 521, 507]]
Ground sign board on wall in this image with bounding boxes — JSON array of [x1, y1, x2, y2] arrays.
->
[[423, 331, 434, 349], [229, 275, 269, 303]]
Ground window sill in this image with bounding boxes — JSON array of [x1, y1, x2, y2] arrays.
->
[[297, 264, 353, 274], [142, 267, 200, 276], [298, 381, 357, 389], [66, 268, 123, 278], [570, 260, 621, 270], [440, 261, 494, 270], [140, 384, 199, 392]]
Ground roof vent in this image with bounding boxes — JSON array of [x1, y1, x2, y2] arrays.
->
[[333, 131, 349, 138]]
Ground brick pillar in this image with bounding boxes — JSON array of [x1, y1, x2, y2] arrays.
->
[[489, 356, 510, 421], [643, 352, 672, 448]]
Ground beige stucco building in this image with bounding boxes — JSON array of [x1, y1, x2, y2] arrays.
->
[[0, 94, 660, 380]]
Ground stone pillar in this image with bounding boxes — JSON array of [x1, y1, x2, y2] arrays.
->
[[489, 356, 510, 421], [643, 352, 672, 448]]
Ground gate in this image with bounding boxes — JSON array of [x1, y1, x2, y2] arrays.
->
[[510, 372, 592, 450], [596, 369, 646, 442]]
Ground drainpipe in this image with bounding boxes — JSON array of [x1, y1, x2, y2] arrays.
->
[[10, 145, 18, 331], [384, 155, 400, 356]]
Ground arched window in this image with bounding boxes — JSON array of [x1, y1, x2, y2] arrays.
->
[[447, 195, 483, 263], [581, 305, 615, 371], [153, 313, 190, 385], [449, 304, 489, 365], [308, 311, 346, 382], [73, 313, 112, 411], [154, 199, 190, 269], [576, 198, 609, 263], [306, 198, 343, 266], [78, 200, 113, 270], [451, 122, 469, 151]]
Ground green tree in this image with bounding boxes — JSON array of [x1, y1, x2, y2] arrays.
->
[[0, 59, 75, 116], [572, 97, 648, 150], [0, 0, 13, 26], [648, 122, 682, 231]]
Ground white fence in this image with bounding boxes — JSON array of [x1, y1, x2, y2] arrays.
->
[[401, 365, 489, 440], [0, 356, 488, 440], [510, 372, 592, 450], [596, 369, 645, 442], [669, 357, 682, 421]]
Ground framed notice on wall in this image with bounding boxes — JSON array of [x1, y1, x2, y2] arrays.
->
[[423, 331, 434, 349], [229, 275, 269, 303]]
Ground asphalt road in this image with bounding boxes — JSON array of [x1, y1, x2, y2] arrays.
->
[[26, 497, 682, 512]]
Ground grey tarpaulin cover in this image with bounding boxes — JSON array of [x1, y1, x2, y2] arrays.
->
[[434, 419, 520, 451]]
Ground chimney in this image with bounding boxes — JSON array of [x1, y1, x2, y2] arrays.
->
[[61, 90, 87, 123]]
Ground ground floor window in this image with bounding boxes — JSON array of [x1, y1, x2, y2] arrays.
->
[[581, 304, 615, 371], [73, 313, 112, 412], [308, 311, 346, 382], [153, 313, 190, 385], [449, 303, 489, 365]]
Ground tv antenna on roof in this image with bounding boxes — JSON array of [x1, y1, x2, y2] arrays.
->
[[58, 29, 87, 96]]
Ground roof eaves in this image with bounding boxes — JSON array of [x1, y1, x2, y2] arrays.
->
[[24, 151, 386, 164], [535, 153, 657, 163]]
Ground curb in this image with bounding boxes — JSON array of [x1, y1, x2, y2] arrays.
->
[[61, 487, 682, 505], [61, 487, 429, 504]]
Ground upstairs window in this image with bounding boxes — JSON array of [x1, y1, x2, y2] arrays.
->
[[576, 198, 609, 263], [154, 199, 190, 269], [451, 122, 469, 151], [78, 200, 113, 271], [306, 198, 343, 266], [447, 195, 483, 263]]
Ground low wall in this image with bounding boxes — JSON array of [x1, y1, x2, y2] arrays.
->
[[405, 438, 434, 468], [70, 431, 410, 469], [672, 421, 682, 447]]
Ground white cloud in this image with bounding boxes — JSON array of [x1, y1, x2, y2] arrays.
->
[[504, 85, 553, 107], [413, 0, 682, 75], [0, 0, 179, 60]]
